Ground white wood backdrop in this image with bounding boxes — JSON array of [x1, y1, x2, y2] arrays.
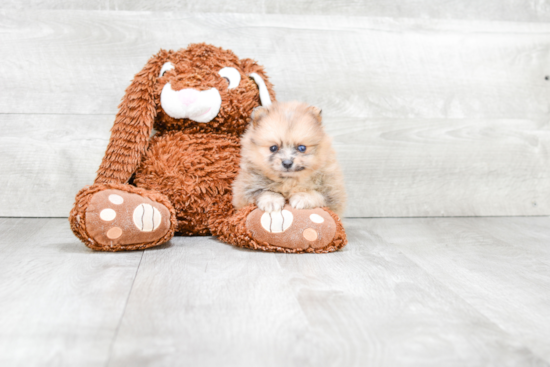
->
[[0, 9, 549, 217], [3, 1, 550, 22]]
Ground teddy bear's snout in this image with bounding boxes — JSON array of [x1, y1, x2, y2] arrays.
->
[[178, 89, 200, 106], [160, 83, 222, 123]]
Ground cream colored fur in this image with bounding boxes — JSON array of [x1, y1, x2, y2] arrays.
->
[[232, 101, 346, 215]]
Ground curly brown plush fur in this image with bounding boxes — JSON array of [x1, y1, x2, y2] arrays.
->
[[94, 45, 274, 185], [134, 131, 241, 235], [69, 43, 347, 253]]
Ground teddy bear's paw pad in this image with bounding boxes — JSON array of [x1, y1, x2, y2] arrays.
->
[[133, 204, 162, 232], [260, 210, 293, 233], [85, 189, 171, 247], [246, 205, 336, 250]]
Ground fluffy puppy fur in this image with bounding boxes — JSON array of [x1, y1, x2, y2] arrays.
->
[[232, 101, 346, 215]]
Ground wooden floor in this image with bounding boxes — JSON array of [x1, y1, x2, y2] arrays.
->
[[1, 217, 549, 367]]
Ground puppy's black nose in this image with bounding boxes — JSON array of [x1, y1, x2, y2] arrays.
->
[[282, 160, 293, 169]]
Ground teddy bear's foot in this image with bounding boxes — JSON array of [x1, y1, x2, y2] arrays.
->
[[245, 205, 347, 253], [70, 184, 177, 251]]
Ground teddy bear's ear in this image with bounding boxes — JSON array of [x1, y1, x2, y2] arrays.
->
[[94, 52, 167, 184], [240, 58, 276, 107], [249, 73, 272, 106]]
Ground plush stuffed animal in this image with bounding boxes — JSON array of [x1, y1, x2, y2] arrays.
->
[[69, 43, 347, 253]]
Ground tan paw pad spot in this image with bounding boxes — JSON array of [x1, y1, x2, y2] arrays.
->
[[107, 227, 122, 239], [303, 228, 318, 241], [260, 210, 293, 233], [108, 194, 124, 205], [100, 208, 116, 221], [133, 204, 162, 232]]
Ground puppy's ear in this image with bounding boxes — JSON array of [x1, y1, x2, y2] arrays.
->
[[250, 106, 269, 127], [307, 105, 323, 124], [94, 51, 168, 184], [240, 58, 276, 106]]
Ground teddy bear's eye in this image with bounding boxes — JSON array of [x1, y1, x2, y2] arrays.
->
[[298, 145, 306, 153], [159, 62, 174, 78], [218, 67, 241, 89], [270, 145, 278, 153]]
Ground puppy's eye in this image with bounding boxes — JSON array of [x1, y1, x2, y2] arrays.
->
[[159, 62, 175, 78], [269, 145, 278, 153], [298, 145, 306, 152], [218, 67, 241, 89]]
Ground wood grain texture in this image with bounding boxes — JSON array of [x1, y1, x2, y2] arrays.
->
[[330, 117, 550, 217], [0, 11, 549, 119], [2, 1, 550, 23], [2, 114, 549, 217], [363, 216, 550, 362], [0, 218, 143, 367], [1, 11, 550, 217], [1, 217, 550, 366], [0, 114, 112, 217], [106, 219, 548, 367]]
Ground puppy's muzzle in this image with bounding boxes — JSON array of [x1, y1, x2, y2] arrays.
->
[[282, 159, 293, 169], [160, 83, 221, 123]]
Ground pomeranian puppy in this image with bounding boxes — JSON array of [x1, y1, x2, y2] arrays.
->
[[232, 101, 346, 215]]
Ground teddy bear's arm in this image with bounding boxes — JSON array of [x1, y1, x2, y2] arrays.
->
[[95, 54, 163, 185]]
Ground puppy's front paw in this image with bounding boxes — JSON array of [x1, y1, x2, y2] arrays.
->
[[256, 191, 286, 213], [290, 191, 326, 210]]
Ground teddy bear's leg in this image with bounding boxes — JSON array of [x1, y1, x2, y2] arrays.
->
[[69, 183, 177, 251], [211, 204, 347, 253]]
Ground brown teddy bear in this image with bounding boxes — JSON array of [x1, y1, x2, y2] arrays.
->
[[69, 43, 347, 253]]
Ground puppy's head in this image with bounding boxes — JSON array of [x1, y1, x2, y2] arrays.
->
[[242, 101, 331, 180]]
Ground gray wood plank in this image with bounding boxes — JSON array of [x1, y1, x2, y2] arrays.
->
[[331, 117, 550, 217], [2, 217, 550, 366], [0, 218, 143, 367], [0, 114, 111, 217], [2, 114, 549, 217], [107, 223, 547, 367], [2, 1, 550, 23], [0, 11, 549, 119], [363, 216, 550, 362]]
